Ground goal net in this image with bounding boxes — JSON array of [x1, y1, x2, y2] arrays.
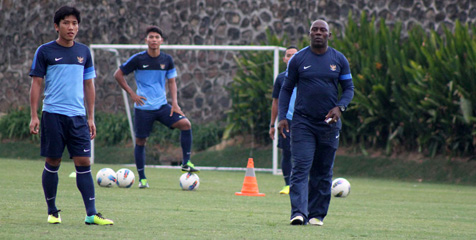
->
[[90, 44, 285, 175]]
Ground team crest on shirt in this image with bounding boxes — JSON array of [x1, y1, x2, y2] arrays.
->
[[330, 64, 337, 71], [160, 64, 165, 69], [77, 56, 84, 63]]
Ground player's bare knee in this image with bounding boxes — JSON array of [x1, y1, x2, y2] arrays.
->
[[46, 158, 62, 166], [174, 119, 191, 130], [73, 157, 91, 166]]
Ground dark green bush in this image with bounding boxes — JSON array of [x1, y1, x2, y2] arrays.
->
[[226, 12, 475, 157], [0, 108, 224, 151], [95, 112, 131, 145], [146, 120, 224, 152], [95, 112, 224, 151], [0, 107, 39, 142], [332, 12, 476, 157], [225, 31, 289, 144]]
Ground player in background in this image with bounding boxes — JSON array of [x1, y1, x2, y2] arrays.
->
[[278, 19, 354, 226], [269, 46, 298, 195], [114, 26, 198, 189], [29, 6, 113, 225]]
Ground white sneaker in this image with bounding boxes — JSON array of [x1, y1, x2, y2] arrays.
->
[[308, 218, 324, 226], [290, 215, 304, 225]]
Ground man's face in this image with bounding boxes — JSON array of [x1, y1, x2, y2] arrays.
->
[[283, 48, 298, 65], [54, 15, 78, 42], [146, 32, 163, 50], [309, 20, 331, 49]]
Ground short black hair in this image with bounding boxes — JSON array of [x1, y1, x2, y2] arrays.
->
[[146, 26, 163, 38], [286, 46, 298, 51], [54, 6, 81, 25]]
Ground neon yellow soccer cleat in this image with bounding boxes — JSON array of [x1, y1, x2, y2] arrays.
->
[[279, 185, 290, 194], [181, 161, 199, 173], [84, 213, 114, 225], [138, 179, 149, 188], [308, 218, 324, 226], [47, 210, 61, 224]]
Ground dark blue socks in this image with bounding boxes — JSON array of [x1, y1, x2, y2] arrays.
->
[[135, 144, 146, 180], [180, 129, 192, 164], [42, 162, 59, 214], [75, 165, 97, 216]]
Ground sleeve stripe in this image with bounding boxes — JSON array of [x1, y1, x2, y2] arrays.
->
[[84, 66, 96, 80], [339, 73, 352, 80], [167, 68, 177, 79], [31, 49, 39, 70]]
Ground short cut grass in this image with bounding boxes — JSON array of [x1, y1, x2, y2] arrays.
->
[[1, 158, 476, 239]]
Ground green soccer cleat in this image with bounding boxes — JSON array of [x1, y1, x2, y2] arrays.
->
[[279, 185, 290, 194], [138, 179, 149, 188], [47, 210, 61, 224], [181, 161, 200, 173], [308, 218, 324, 226], [84, 213, 114, 225]]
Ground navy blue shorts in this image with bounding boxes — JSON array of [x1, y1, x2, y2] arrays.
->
[[134, 104, 187, 138], [40, 111, 91, 159]]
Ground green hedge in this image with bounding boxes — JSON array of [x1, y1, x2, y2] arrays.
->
[[0, 106, 38, 141], [0, 108, 223, 152], [331, 12, 476, 157], [226, 12, 475, 157], [224, 31, 289, 144]]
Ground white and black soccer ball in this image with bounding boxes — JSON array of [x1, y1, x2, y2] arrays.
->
[[179, 172, 200, 191], [116, 168, 135, 188], [331, 178, 351, 198], [96, 168, 117, 187]]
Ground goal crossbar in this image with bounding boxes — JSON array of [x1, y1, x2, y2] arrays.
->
[[90, 44, 286, 175]]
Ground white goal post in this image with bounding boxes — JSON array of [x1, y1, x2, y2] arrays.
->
[[90, 44, 286, 175]]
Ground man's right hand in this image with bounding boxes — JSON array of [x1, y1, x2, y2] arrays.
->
[[29, 117, 39, 135], [130, 93, 147, 106], [269, 126, 275, 140], [277, 119, 289, 139]]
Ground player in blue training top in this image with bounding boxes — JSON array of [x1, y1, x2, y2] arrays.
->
[[278, 19, 354, 226], [29, 6, 113, 226], [114, 26, 198, 189], [269, 46, 298, 195]]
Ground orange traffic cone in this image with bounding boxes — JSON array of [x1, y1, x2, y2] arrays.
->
[[235, 158, 265, 197]]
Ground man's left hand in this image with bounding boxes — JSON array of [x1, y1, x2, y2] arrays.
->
[[324, 106, 342, 124]]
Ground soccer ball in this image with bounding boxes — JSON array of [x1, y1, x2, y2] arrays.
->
[[116, 168, 135, 188], [179, 172, 200, 191], [96, 168, 117, 187], [331, 178, 351, 198]]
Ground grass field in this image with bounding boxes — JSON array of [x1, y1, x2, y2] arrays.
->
[[2, 141, 476, 185], [1, 158, 475, 239]]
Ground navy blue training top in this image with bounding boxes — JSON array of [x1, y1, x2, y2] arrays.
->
[[278, 46, 354, 121], [272, 72, 286, 99], [273, 71, 296, 120]]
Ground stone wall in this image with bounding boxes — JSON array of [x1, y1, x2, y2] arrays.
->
[[1, 0, 475, 123]]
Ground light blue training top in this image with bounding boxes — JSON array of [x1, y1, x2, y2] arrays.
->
[[120, 51, 177, 110], [30, 41, 96, 116]]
